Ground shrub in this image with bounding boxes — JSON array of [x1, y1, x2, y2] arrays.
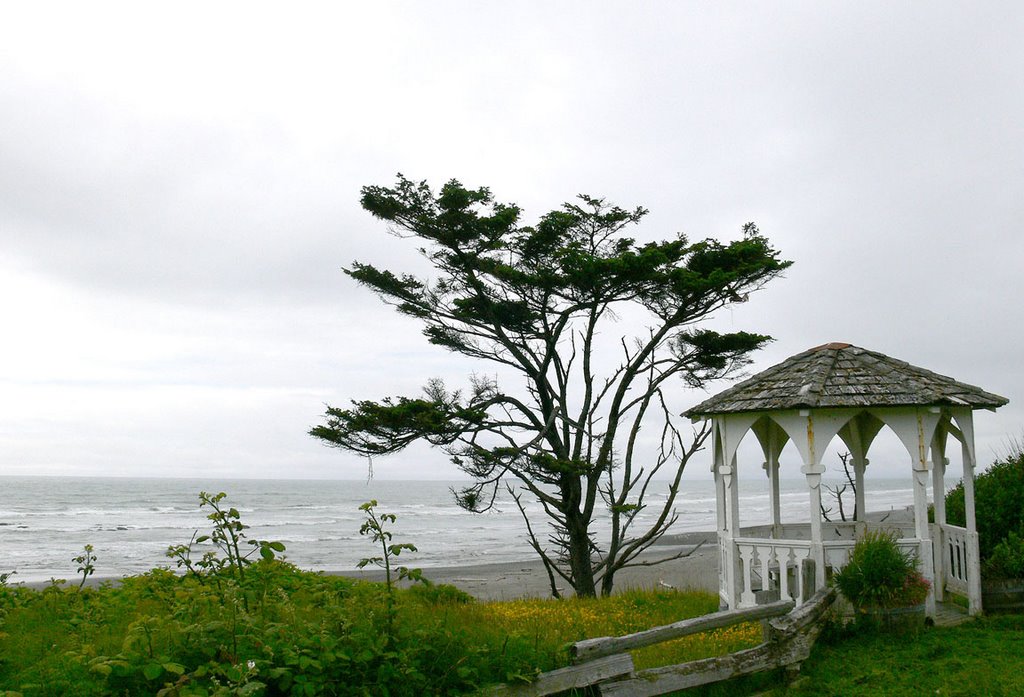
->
[[983, 529, 1024, 579], [408, 582, 474, 605], [946, 447, 1024, 561], [833, 530, 929, 610]]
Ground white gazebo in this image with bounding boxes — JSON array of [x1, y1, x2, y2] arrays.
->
[[685, 343, 1008, 618]]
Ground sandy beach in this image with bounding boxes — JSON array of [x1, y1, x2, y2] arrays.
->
[[344, 531, 721, 601], [344, 507, 915, 601]]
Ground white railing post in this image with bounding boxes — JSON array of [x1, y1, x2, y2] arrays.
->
[[739, 543, 756, 606], [778, 547, 792, 603], [793, 547, 810, 605], [757, 544, 776, 600]]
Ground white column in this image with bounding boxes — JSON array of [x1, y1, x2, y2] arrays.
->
[[765, 451, 781, 537], [804, 464, 826, 593], [715, 461, 727, 533], [962, 439, 982, 615], [931, 432, 948, 603], [770, 426, 782, 536], [714, 454, 728, 608], [853, 455, 868, 525], [911, 455, 936, 617], [720, 450, 742, 609]]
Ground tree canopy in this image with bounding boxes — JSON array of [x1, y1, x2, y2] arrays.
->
[[312, 175, 792, 596]]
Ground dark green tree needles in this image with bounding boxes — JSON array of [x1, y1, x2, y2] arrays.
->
[[312, 175, 791, 597]]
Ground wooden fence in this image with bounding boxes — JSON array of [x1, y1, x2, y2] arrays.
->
[[483, 587, 836, 697]]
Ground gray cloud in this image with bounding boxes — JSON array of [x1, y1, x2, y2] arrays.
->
[[1, 3, 1021, 480]]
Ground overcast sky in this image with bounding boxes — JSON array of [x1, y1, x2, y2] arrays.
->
[[1, 3, 1021, 483]]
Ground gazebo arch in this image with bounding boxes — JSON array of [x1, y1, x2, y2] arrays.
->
[[685, 342, 1008, 618]]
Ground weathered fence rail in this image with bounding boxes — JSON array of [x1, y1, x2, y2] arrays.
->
[[570, 600, 794, 665], [483, 588, 835, 697]]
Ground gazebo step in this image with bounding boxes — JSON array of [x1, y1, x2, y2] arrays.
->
[[933, 601, 971, 627]]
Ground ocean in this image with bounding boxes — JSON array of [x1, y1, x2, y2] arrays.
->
[[0, 476, 918, 583]]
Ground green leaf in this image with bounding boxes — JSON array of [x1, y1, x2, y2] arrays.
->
[[89, 663, 113, 677], [143, 663, 163, 681]]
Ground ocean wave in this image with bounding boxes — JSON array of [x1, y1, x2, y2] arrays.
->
[[0, 476, 916, 582]]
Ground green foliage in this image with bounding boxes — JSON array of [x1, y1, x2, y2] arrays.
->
[[406, 582, 473, 606], [790, 615, 1024, 696], [0, 567, 735, 696], [312, 175, 792, 598], [946, 448, 1024, 563], [984, 529, 1024, 579], [356, 500, 424, 588], [73, 544, 97, 590], [356, 500, 428, 649], [832, 530, 929, 610], [166, 492, 286, 596]]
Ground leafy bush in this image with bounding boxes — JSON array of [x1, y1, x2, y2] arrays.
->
[[407, 582, 473, 605], [833, 530, 929, 610], [983, 529, 1024, 579], [946, 447, 1024, 561], [0, 570, 742, 696]]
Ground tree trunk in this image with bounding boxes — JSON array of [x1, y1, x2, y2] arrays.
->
[[566, 511, 598, 597], [600, 563, 616, 597]]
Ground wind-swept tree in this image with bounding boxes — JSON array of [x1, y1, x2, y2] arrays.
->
[[312, 175, 791, 597]]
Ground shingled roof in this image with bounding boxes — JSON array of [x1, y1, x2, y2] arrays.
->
[[686, 342, 1009, 417]]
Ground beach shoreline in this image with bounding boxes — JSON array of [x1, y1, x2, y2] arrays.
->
[[343, 535, 721, 601], [18, 506, 915, 599], [344, 506, 913, 600], [18, 533, 719, 598]]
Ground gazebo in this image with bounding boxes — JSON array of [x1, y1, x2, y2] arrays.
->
[[685, 342, 1008, 618]]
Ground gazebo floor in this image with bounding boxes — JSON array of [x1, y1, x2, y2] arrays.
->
[[932, 600, 972, 627]]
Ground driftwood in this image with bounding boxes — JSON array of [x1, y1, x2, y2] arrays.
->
[[601, 588, 835, 696], [480, 588, 836, 697], [570, 600, 794, 664], [483, 653, 634, 697]]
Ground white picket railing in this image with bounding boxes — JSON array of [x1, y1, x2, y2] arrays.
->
[[734, 538, 812, 606], [734, 533, 925, 608], [938, 523, 974, 595], [823, 536, 924, 571]]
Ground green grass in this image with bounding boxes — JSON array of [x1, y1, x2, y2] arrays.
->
[[8, 564, 1020, 696], [438, 587, 761, 673], [0, 565, 761, 696], [777, 615, 1024, 696]]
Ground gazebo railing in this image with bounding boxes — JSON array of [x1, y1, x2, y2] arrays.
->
[[822, 537, 924, 571], [733, 532, 925, 609], [734, 538, 812, 607], [937, 523, 975, 596]]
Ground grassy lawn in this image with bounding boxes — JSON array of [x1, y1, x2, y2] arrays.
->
[[777, 614, 1024, 697]]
